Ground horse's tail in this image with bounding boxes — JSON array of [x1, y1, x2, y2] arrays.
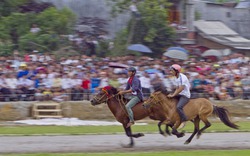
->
[[213, 105, 239, 129]]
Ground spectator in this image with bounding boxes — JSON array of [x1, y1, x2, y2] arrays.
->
[[17, 63, 29, 79], [150, 74, 164, 91], [34, 88, 44, 101], [139, 72, 152, 98], [109, 74, 120, 88], [190, 74, 204, 98], [0, 73, 12, 101], [233, 75, 243, 98], [242, 74, 250, 100], [96, 72, 109, 90], [71, 74, 83, 101], [43, 87, 52, 101], [82, 73, 91, 100], [90, 73, 100, 93]]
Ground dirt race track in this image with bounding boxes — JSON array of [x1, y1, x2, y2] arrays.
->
[[0, 132, 250, 154]]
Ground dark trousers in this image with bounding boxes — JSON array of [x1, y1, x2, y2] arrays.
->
[[176, 95, 190, 122]]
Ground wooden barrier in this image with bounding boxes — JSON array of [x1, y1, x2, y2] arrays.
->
[[32, 103, 62, 119]]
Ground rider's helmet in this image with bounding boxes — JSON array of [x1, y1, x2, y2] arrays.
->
[[128, 67, 137, 73], [170, 64, 181, 73]]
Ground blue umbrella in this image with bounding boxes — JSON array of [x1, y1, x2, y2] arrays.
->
[[145, 69, 160, 74], [167, 47, 188, 54], [127, 44, 152, 53], [163, 47, 189, 60]]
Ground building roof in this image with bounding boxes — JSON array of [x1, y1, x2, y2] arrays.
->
[[235, 0, 250, 9], [194, 21, 250, 50]]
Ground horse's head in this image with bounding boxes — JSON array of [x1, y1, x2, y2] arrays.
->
[[90, 86, 118, 106], [142, 91, 163, 109]]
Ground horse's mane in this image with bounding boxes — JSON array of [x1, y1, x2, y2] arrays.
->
[[154, 87, 171, 96], [104, 86, 128, 103], [153, 87, 178, 110]]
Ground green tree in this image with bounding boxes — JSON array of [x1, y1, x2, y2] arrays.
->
[[36, 7, 76, 35], [0, 0, 29, 17], [0, 13, 34, 48], [0, 4, 76, 55], [108, 0, 176, 57]]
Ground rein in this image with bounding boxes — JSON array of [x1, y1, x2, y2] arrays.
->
[[94, 89, 129, 116], [148, 93, 174, 115], [116, 94, 129, 116], [149, 94, 164, 106]]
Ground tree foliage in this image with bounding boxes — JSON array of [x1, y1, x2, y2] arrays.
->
[[0, 0, 76, 55], [108, 0, 176, 57], [0, 0, 29, 17]]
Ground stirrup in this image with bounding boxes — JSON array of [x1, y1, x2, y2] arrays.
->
[[126, 121, 135, 128]]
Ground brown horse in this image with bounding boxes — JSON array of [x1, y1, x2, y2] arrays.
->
[[142, 90, 239, 144], [90, 86, 172, 147]]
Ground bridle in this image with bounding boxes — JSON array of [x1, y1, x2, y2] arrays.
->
[[92, 88, 129, 116], [92, 88, 115, 104], [145, 93, 164, 107]]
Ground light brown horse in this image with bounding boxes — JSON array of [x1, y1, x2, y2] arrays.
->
[[142, 90, 239, 144], [90, 86, 172, 147]]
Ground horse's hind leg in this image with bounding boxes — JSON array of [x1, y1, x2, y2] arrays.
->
[[185, 117, 200, 144], [197, 116, 211, 139], [171, 121, 185, 138]]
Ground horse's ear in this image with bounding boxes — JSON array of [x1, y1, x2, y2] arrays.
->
[[154, 85, 163, 92], [155, 91, 161, 95], [161, 89, 170, 95]]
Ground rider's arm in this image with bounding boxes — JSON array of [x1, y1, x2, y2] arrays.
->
[[118, 88, 132, 95], [172, 85, 185, 97], [123, 89, 133, 94]]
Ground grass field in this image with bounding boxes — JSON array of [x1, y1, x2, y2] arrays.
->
[[3, 150, 250, 156], [0, 121, 249, 135]]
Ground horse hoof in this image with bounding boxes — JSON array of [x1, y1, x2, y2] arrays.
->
[[139, 133, 145, 137], [177, 133, 185, 138], [197, 134, 201, 139], [160, 132, 167, 137], [184, 141, 190, 144], [120, 143, 134, 148]]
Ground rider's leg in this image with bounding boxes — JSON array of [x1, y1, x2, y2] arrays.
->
[[125, 96, 140, 127], [176, 95, 189, 129]]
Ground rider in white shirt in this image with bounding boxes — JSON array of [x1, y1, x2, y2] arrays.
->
[[167, 64, 191, 129]]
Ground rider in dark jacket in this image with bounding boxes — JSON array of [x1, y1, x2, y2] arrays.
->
[[118, 67, 143, 128]]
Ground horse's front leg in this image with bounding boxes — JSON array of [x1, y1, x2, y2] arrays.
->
[[124, 123, 144, 138], [122, 124, 134, 148], [158, 121, 172, 136], [158, 121, 166, 136], [165, 123, 172, 136], [122, 123, 144, 148]]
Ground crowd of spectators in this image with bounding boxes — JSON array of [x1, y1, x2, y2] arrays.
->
[[0, 51, 249, 102]]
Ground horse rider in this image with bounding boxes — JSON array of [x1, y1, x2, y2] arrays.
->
[[167, 64, 191, 129], [118, 67, 143, 128]]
